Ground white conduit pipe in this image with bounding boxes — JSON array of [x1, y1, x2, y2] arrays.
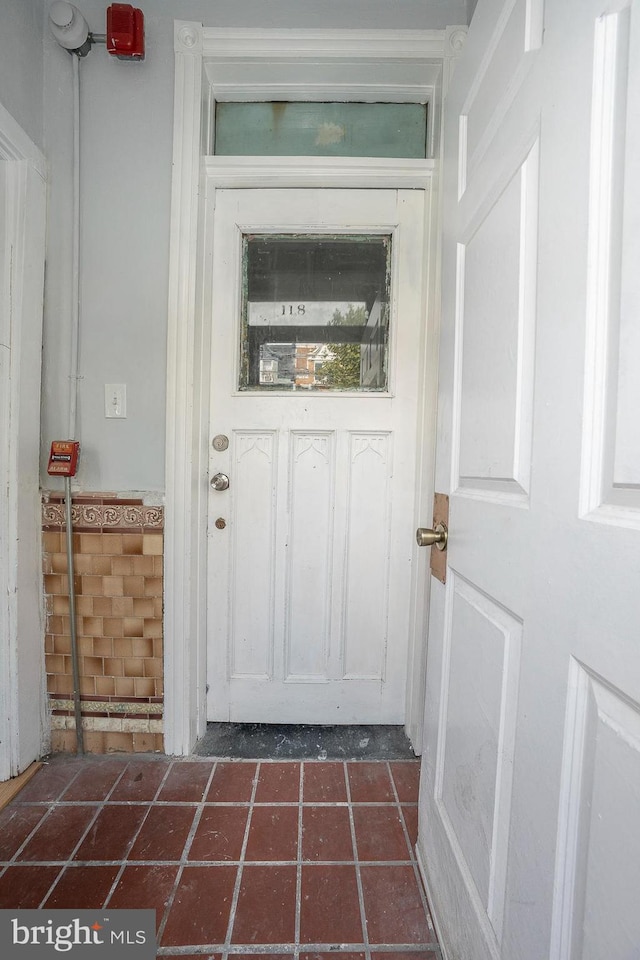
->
[[66, 51, 84, 754], [69, 51, 80, 440]]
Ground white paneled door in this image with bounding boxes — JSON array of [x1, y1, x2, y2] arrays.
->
[[419, 2, 640, 960], [206, 188, 427, 724]]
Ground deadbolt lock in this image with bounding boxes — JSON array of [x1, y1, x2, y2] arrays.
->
[[212, 434, 229, 452]]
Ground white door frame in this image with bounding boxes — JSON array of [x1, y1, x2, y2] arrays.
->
[[164, 23, 466, 755], [0, 102, 47, 780]]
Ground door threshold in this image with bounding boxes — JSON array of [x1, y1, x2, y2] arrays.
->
[[194, 723, 416, 760]]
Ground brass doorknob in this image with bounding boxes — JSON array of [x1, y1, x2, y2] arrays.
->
[[210, 472, 230, 491], [416, 522, 448, 551]]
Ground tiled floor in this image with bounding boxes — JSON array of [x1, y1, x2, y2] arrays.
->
[[0, 756, 440, 960]]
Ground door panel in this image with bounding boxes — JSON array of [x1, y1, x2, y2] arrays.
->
[[419, 2, 640, 960], [229, 430, 277, 679], [287, 430, 334, 680], [457, 139, 538, 502], [581, 2, 640, 521], [207, 188, 428, 724]]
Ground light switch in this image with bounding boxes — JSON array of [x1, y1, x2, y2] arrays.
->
[[105, 383, 127, 418]]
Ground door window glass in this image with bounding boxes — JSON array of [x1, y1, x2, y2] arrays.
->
[[239, 235, 391, 393]]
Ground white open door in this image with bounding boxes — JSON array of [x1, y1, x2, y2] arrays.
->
[[206, 187, 429, 725], [419, 2, 640, 959]]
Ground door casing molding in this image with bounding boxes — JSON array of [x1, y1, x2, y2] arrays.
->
[[164, 22, 463, 755], [0, 101, 47, 780]]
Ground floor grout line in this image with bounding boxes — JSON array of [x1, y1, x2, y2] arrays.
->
[[180, 762, 221, 861], [35, 757, 131, 907], [220, 759, 261, 954], [102, 755, 179, 911], [294, 762, 304, 957], [386, 762, 437, 942], [0, 761, 90, 879], [344, 761, 372, 960], [1, 858, 420, 868], [12, 799, 418, 808], [155, 761, 221, 947], [154, 942, 441, 956], [385, 761, 417, 863]]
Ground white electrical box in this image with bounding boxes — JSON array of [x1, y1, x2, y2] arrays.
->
[[105, 383, 127, 418]]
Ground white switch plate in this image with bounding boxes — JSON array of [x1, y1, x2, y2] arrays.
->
[[105, 383, 127, 418]]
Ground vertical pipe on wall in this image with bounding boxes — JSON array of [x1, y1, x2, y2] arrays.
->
[[69, 52, 80, 440], [65, 474, 84, 754], [68, 53, 83, 753]]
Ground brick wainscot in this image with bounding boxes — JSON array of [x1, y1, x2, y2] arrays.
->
[[42, 494, 164, 753]]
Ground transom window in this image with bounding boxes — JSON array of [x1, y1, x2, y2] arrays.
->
[[215, 102, 428, 159]]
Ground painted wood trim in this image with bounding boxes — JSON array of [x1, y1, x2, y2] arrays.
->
[[164, 21, 452, 755], [0, 761, 42, 807], [404, 30, 468, 748], [201, 26, 458, 157], [204, 156, 436, 190], [164, 21, 204, 756], [579, 8, 640, 531], [548, 657, 591, 960], [416, 841, 453, 960], [202, 27, 448, 60], [0, 163, 14, 782], [0, 107, 47, 780], [208, 83, 439, 105], [0, 101, 45, 176], [404, 179, 439, 754]]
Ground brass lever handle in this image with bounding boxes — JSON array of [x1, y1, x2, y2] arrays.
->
[[416, 522, 448, 551]]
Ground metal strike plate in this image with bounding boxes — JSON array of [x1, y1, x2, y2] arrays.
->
[[431, 493, 449, 584]]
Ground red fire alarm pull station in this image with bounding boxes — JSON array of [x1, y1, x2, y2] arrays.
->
[[47, 440, 80, 477], [106, 4, 144, 60]]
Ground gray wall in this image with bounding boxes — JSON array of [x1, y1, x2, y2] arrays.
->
[[41, 0, 469, 493], [0, 0, 44, 148]]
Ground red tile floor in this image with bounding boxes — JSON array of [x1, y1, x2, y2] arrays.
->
[[0, 756, 441, 959]]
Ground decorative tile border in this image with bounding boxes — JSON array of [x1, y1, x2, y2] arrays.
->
[[51, 715, 164, 734], [49, 697, 163, 718], [43, 501, 163, 531]]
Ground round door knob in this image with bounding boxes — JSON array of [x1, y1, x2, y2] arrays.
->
[[210, 472, 230, 491], [416, 522, 448, 551]]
